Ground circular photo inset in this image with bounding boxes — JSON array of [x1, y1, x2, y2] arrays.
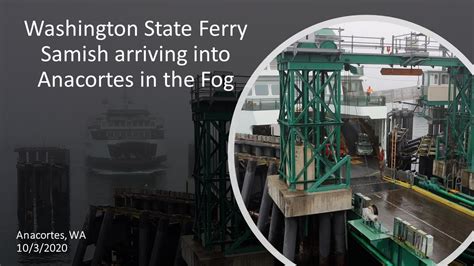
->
[[228, 16, 474, 266]]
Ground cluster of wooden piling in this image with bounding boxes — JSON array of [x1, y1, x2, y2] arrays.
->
[[235, 134, 279, 209], [73, 189, 194, 266], [235, 134, 348, 265], [16, 147, 70, 242]]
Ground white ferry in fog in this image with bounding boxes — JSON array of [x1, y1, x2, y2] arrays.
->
[[86, 102, 166, 176]]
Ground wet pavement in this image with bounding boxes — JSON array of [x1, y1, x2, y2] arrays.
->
[[351, 155, 380, 178], [367, 187, 474, 263]]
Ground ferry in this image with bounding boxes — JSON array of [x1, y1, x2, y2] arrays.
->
[[86, 100, 166, 176], [236, 61, 388, 155]]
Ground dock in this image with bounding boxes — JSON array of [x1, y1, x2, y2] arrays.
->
[[73, 188, 194, 266], [234, 133, 473, 264]]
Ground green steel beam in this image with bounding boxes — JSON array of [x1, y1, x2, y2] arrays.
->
[[348, 219, 435, 266], [278, 48, 470, 193], [278, 65, 351, 191], [191, 90, 257, 253], [350, 231, 394, 266], [193, 114, 257, 253], [443, 67, 474, 176], [278, 53, 463, 70]]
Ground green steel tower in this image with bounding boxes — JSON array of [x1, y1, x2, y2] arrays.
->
[[277, 31, 469, 192], [191, 72, 255, 253]]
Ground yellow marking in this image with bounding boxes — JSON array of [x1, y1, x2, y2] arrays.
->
[[382, 177, 473, 217], [382, 176, 411, 188], [412, 186, 473, 217], [351, 159, 363, 165]]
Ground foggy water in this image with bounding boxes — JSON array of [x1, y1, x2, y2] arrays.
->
[[0, 88, 194, 265]]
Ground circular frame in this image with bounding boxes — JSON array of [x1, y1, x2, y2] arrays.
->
[[227, 15, 474, 266]]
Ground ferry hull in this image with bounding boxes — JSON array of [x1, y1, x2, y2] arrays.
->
[[86, 155, 166, 175]]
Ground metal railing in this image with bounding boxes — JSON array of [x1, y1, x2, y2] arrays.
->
[[372, 86, 421, 103], [242, 98, 279, 110], [191, 72, 249, 102], [342, 95, 386, 106], [242, 95, 386, 111], [306, 28, 453, 57]]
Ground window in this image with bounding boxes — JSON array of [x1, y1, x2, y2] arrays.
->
[[271, 84, 280, 95], [429, 73, 439, 85], [422, 73, 429, 86], [342, 80, 362, 93], [254, 84, 269, 96], [441, 74, 449, 85]]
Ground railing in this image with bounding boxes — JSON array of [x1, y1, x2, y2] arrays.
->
[[242, 95, 386, 111], [191, 72, 249, 102], [372, 86, 421, 103], [342, 95, 386, 106], [305, 28, 453, 57], [242, 98, 279, 110]]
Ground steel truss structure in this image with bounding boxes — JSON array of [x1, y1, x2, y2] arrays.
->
[[278, 63, 351, 192], [191, 73, 255, 253], [277, 44, 468, 192], [443, 67, 474, 176]]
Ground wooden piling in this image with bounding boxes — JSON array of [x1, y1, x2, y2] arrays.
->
[[283, 217, 297, 262], [148, 218, 170, 266], [268, 203, 284, 251], [319, 213, 331, 266], [257, 162, 276, 232], [333, 211, 346, 266], [91, 208, 114, 266], [73, 206, 97, 266], [241, 160, 257, 207], [139, 212, 150, 266]]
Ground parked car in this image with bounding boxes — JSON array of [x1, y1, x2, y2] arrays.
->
[[356, 133, 373, 156]]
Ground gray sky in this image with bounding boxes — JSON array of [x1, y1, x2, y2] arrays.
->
[[331, 21, 446, 91]]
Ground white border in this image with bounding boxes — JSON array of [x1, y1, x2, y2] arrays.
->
[[227, 15, 474, 266]]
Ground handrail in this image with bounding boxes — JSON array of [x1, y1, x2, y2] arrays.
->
[[309, 28, 452, 57], [242, 95, 386, 111]]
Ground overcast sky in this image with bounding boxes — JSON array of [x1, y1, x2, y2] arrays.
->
[[332, 21, 447, 91]]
